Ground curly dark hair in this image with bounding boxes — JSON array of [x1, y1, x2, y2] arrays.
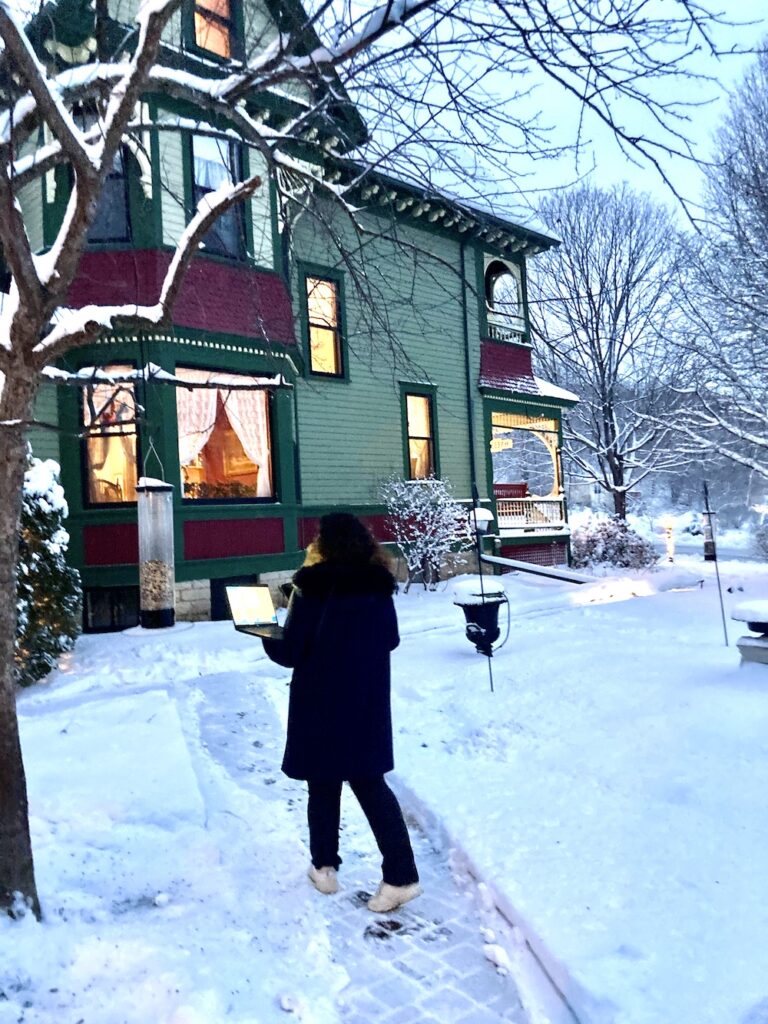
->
[[316, 512, 391, 568]]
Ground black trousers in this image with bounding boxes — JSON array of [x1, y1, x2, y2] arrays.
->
[[307, 776, 419, 887]]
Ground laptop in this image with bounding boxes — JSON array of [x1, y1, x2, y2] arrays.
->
[[225, 585, 284, 640]]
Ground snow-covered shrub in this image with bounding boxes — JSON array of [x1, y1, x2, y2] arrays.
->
[[571, 514, 658, 570], [380, 476, 473, 591], [753, 523, 768, 561], [15, 457, 82, 687]]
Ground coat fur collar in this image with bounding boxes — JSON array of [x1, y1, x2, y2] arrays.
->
[[293, 560, 397, 598]]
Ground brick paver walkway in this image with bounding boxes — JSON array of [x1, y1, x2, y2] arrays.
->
[[191, 667, 530, 1024]]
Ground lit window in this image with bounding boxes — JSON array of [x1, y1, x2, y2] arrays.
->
[[176, 368, 274, 500], [306, 276, 342, 376], [194, 0, 233, 57], [82, 365, 138, 504], [191, 135, 245, 259], [405, 393, 434, 479]]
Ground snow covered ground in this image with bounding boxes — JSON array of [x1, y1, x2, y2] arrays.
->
[[4, 553, 768, 1024]]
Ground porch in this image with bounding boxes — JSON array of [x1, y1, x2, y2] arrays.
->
[[493, 483, 567, 533]]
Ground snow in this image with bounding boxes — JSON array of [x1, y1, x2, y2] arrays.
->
[[24, 458, 67, 516], [452, 576, 506, 603], [731, 600, 768, 625], [6, 553, 768, 1024]]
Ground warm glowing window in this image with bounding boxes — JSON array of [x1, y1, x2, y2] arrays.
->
[[191, 134, 245, 258], [82, 365, 138, 504], [306, 276, 342, 376], [176, 368, 274, 500], [194, 0, 233, 57], [405, 393, 434, 479]]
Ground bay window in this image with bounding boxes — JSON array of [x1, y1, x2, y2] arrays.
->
[[82, 365, 138, 504], [194, 0, 235, 57], [191, 135, 245, 259], [176, 368, 274, 500]]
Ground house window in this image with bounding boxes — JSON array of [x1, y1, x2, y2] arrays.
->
[[485, 260, 522, 341], [89, 147, 131, 243], [176, 368, 274, 500], [82, 365, 138, 504], [405, 393, 435, 479], [191, 135, 245, 258], [194, 0, 234, 57], [306, 276, 342, 376]]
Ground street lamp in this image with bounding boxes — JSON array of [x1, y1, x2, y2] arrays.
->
[[661, 516, 675, 563]]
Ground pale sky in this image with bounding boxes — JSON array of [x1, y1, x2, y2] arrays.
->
[[523, 2, 768, 219]]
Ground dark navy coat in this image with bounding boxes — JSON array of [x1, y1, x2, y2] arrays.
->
[[262, 560, 400, 781]]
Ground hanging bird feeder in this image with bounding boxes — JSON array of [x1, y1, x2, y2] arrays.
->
[[136, 477, 175, 629]]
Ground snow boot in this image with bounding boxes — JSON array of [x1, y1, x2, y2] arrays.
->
[[308, 865, 339, 895], [367, 881, 422, 913]]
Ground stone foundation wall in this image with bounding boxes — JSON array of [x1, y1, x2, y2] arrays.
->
[[175, 579, 211, 622]]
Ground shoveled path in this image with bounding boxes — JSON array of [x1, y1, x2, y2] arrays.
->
[[190, 666, 530, 1024]]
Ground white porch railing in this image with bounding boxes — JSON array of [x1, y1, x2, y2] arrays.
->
[[496, 497, 567, 531]]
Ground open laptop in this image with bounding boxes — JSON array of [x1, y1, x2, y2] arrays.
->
[[225, 584, 284, 640]]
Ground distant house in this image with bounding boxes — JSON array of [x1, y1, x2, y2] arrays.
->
[[16, 0, 577, 631]]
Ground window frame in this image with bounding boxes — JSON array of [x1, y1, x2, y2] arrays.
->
[[73, 107, 132, 246], [188, 133, 248, 261], [175, 364, 278, 505], [80, 364, 141, 509], [300, 265, 348, 380], [400, 384, 439, 480], [187, 0, 243, 61]]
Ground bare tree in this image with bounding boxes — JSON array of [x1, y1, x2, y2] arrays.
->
[[529, 183, 691, 518], [670, 47, 768, 483], [0, 0, 734, 916]]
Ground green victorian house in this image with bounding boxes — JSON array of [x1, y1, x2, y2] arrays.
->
[[18, 0, 577, 631]]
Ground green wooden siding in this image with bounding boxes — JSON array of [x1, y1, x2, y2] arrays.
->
[[158, 127, 188, 248], [28, 381, 61, 464], [291, 209, 487, 506]]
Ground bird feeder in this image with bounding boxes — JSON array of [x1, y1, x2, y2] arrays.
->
[[702, 510, 717, 562], [136, 477, 175, 629], [453, 577, 507, 657]]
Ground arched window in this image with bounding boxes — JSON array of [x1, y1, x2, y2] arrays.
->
[[485, 260, 521, 340]]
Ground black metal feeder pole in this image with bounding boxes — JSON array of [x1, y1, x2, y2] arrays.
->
[[703, 481, 729, 647]]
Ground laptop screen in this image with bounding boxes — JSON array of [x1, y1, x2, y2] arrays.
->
[[225, 585, 277, 627]]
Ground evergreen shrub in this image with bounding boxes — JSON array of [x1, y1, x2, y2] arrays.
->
[[571, 514, 658, 569], [15, 457, 82, 687]]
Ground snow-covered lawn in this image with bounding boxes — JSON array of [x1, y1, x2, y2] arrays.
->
[[4, 554, 768, 1024]]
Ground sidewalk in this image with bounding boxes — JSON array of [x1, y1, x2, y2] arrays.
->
[[191, 667, 531, 1024]]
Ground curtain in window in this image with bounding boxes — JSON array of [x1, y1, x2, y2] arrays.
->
[[220, 385, 273, 497], [192, 136, 232, 192], [176, 374, 218, 466]]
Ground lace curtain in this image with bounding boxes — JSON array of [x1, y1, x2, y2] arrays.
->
[[175, 368, 272, 497]]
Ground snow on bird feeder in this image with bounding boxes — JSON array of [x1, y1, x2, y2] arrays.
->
[[136, 477, 175, 629], [731, 600, 768, 667], [470, 506, 495, 535]]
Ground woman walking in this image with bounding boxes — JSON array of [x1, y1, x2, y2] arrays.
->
[[262, 512, 421, 913]]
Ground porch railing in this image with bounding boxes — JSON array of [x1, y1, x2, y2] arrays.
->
[[496, 497, 567, 531]]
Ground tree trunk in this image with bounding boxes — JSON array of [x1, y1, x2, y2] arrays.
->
[[612, 488, 627, 519], [0, 366, 42, 919]]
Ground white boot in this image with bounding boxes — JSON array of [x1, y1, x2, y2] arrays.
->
[[308, 865, 339, 895], [367, 881, 422, 913]]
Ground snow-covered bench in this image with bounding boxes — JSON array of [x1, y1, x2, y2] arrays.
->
[[731, 600, 768, 667]]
